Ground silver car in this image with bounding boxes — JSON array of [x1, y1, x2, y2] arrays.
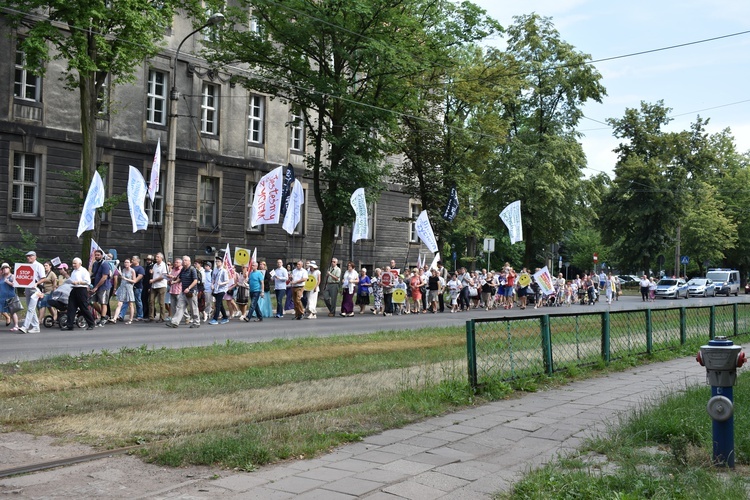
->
[[687, 278, 716, 297], [654, 278, 689, 299]]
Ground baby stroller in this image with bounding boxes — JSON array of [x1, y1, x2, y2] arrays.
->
[[43, 283, 87, 330]]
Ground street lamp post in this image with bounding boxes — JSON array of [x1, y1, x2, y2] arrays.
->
[[163, 13, 225, 261]]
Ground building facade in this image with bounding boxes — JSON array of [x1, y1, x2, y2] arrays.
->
[[0, 14, 427, 269]]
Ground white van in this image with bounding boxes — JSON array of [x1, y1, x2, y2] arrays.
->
[[705, 269, 740, 296]]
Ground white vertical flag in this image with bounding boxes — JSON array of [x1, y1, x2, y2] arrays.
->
[[282, 180, 305, 234], [127, 166, 149, 233], [414, 210, 438, 254], [251, 166, 284, 227], [148, 138, 160, 202], [350, 188, 368, 242], [223, 243, 236, 280], [429, 252, 440, 270], [89, 238, 101, 268], [500, 200, 523, 245], [77, 171, 105, 237]]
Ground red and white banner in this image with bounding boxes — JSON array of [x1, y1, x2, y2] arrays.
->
[[250, 166, 284, 227]]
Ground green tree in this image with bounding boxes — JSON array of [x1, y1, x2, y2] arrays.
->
[[2, 0, 195, 257], [215, 0, 473, 275], [600, 101, 679, 272], [681, 182, 737, 276], [481, 14, 606, 268], [393, 41, 516, 265]]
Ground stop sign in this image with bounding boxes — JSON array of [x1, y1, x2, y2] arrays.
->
[[14, 263, 36, 288]]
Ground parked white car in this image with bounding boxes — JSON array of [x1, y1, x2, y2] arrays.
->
[[687, 278, 716, 297]]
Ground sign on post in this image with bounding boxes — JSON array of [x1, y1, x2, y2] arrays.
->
[[681, 256, 690, 265], [483, 238, 495, 253], [13, 263, 36, 288]]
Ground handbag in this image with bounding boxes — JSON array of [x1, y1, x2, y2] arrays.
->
[[6, 295, 22, 314]]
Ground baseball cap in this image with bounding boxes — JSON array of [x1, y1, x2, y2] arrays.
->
[[1, 263, 9, 268], [59, 263, 69, 269], [25, 251, 36, 256]]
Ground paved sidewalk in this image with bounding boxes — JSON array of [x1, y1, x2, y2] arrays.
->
[[0, 348, 727, 499]]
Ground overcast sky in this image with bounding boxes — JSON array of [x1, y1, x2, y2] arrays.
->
[[471, 0, 750, 178]]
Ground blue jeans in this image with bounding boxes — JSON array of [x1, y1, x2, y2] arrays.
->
[[248, 291, 262, 319], [275, 289, 286, 316], [121, 289, 144, 319]]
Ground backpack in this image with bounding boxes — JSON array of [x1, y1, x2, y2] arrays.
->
[[196, 267, 204, 291]]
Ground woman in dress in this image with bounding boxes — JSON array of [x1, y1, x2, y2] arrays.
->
[[235, 266, 249, 319], [0, 263, 20, 331], [409, 268, 422, 314], [371, 268, 383, 315], [257, 261, 274, 319], [339, 261, 359, 317], [284, 263, 295, 313], [356, 268, 372, 314], [306, 261, 321, 319], [112, 258, 136, 324]]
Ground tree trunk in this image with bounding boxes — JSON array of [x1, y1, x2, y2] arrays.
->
[[79, 73, 98, 260]]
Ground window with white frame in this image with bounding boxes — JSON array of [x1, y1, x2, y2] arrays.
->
[[14, 45, 41, 102], [146, 169, 165, 224], [247, 95, 264, 144], [409, 201, 421, 243], [290, 111, 304, 152], [249, 16, 261, 34], [246, 181, 265, 232], [96, 76, 110, 118], [11, 152, 39, 216], [201, 82, 218, 135], [199, 176, 218, 228], [146, 69, 167, 125]]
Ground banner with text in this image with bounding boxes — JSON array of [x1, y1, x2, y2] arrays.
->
[[414, 210, 438, 254], [127, 166, 149, 233], [76, 171, 105, 237], [499, 200, 523, 245], [250, 166, 284, 227], [533, 266, 555, 296], [350, 188, 368, 242]]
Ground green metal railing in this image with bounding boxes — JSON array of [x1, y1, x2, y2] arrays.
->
[[466, 303, 750, 389]]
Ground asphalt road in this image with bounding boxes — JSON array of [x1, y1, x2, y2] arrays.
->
[[2, 294, 748, 364]]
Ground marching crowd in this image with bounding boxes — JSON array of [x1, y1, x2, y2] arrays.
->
[[1, 248, 627, 334]]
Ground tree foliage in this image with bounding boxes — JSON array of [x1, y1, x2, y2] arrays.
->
[[480, 14, 606, 268], [214, 0, 497, 272]]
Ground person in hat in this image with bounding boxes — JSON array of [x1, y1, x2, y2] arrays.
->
[[305, 261, 320, 319], [21, 251, 45, 333]]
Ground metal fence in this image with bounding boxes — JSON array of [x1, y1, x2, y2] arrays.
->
[[466, 304, 750, 389]]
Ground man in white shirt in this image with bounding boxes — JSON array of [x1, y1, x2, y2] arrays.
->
[[65, 257, 96, 330], [148, 252, 168, 322], [290, 260, 308, 320], [273, 259, 288, 318]]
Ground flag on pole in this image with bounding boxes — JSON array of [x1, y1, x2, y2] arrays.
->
[[350, 188, 368, 242], [89, 239, 101, 268], [148, 138, 160, 202], [223, 243, 235, 280], [127, 166, 149, 233], [500, 200, 523, 245], [250, 166, 284, 227], [429, 252, 441, 270], [77, 171, 105, 237], [251, 248, 257, 269], [280, 164, 295, 219], [414, 210, 438, 254], [442, 185, 459, 222], [533, 266, 555, 296], [282, 180, 305, 234]]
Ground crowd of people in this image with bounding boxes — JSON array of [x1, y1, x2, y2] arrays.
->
[[1, 249, 631, 333]]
